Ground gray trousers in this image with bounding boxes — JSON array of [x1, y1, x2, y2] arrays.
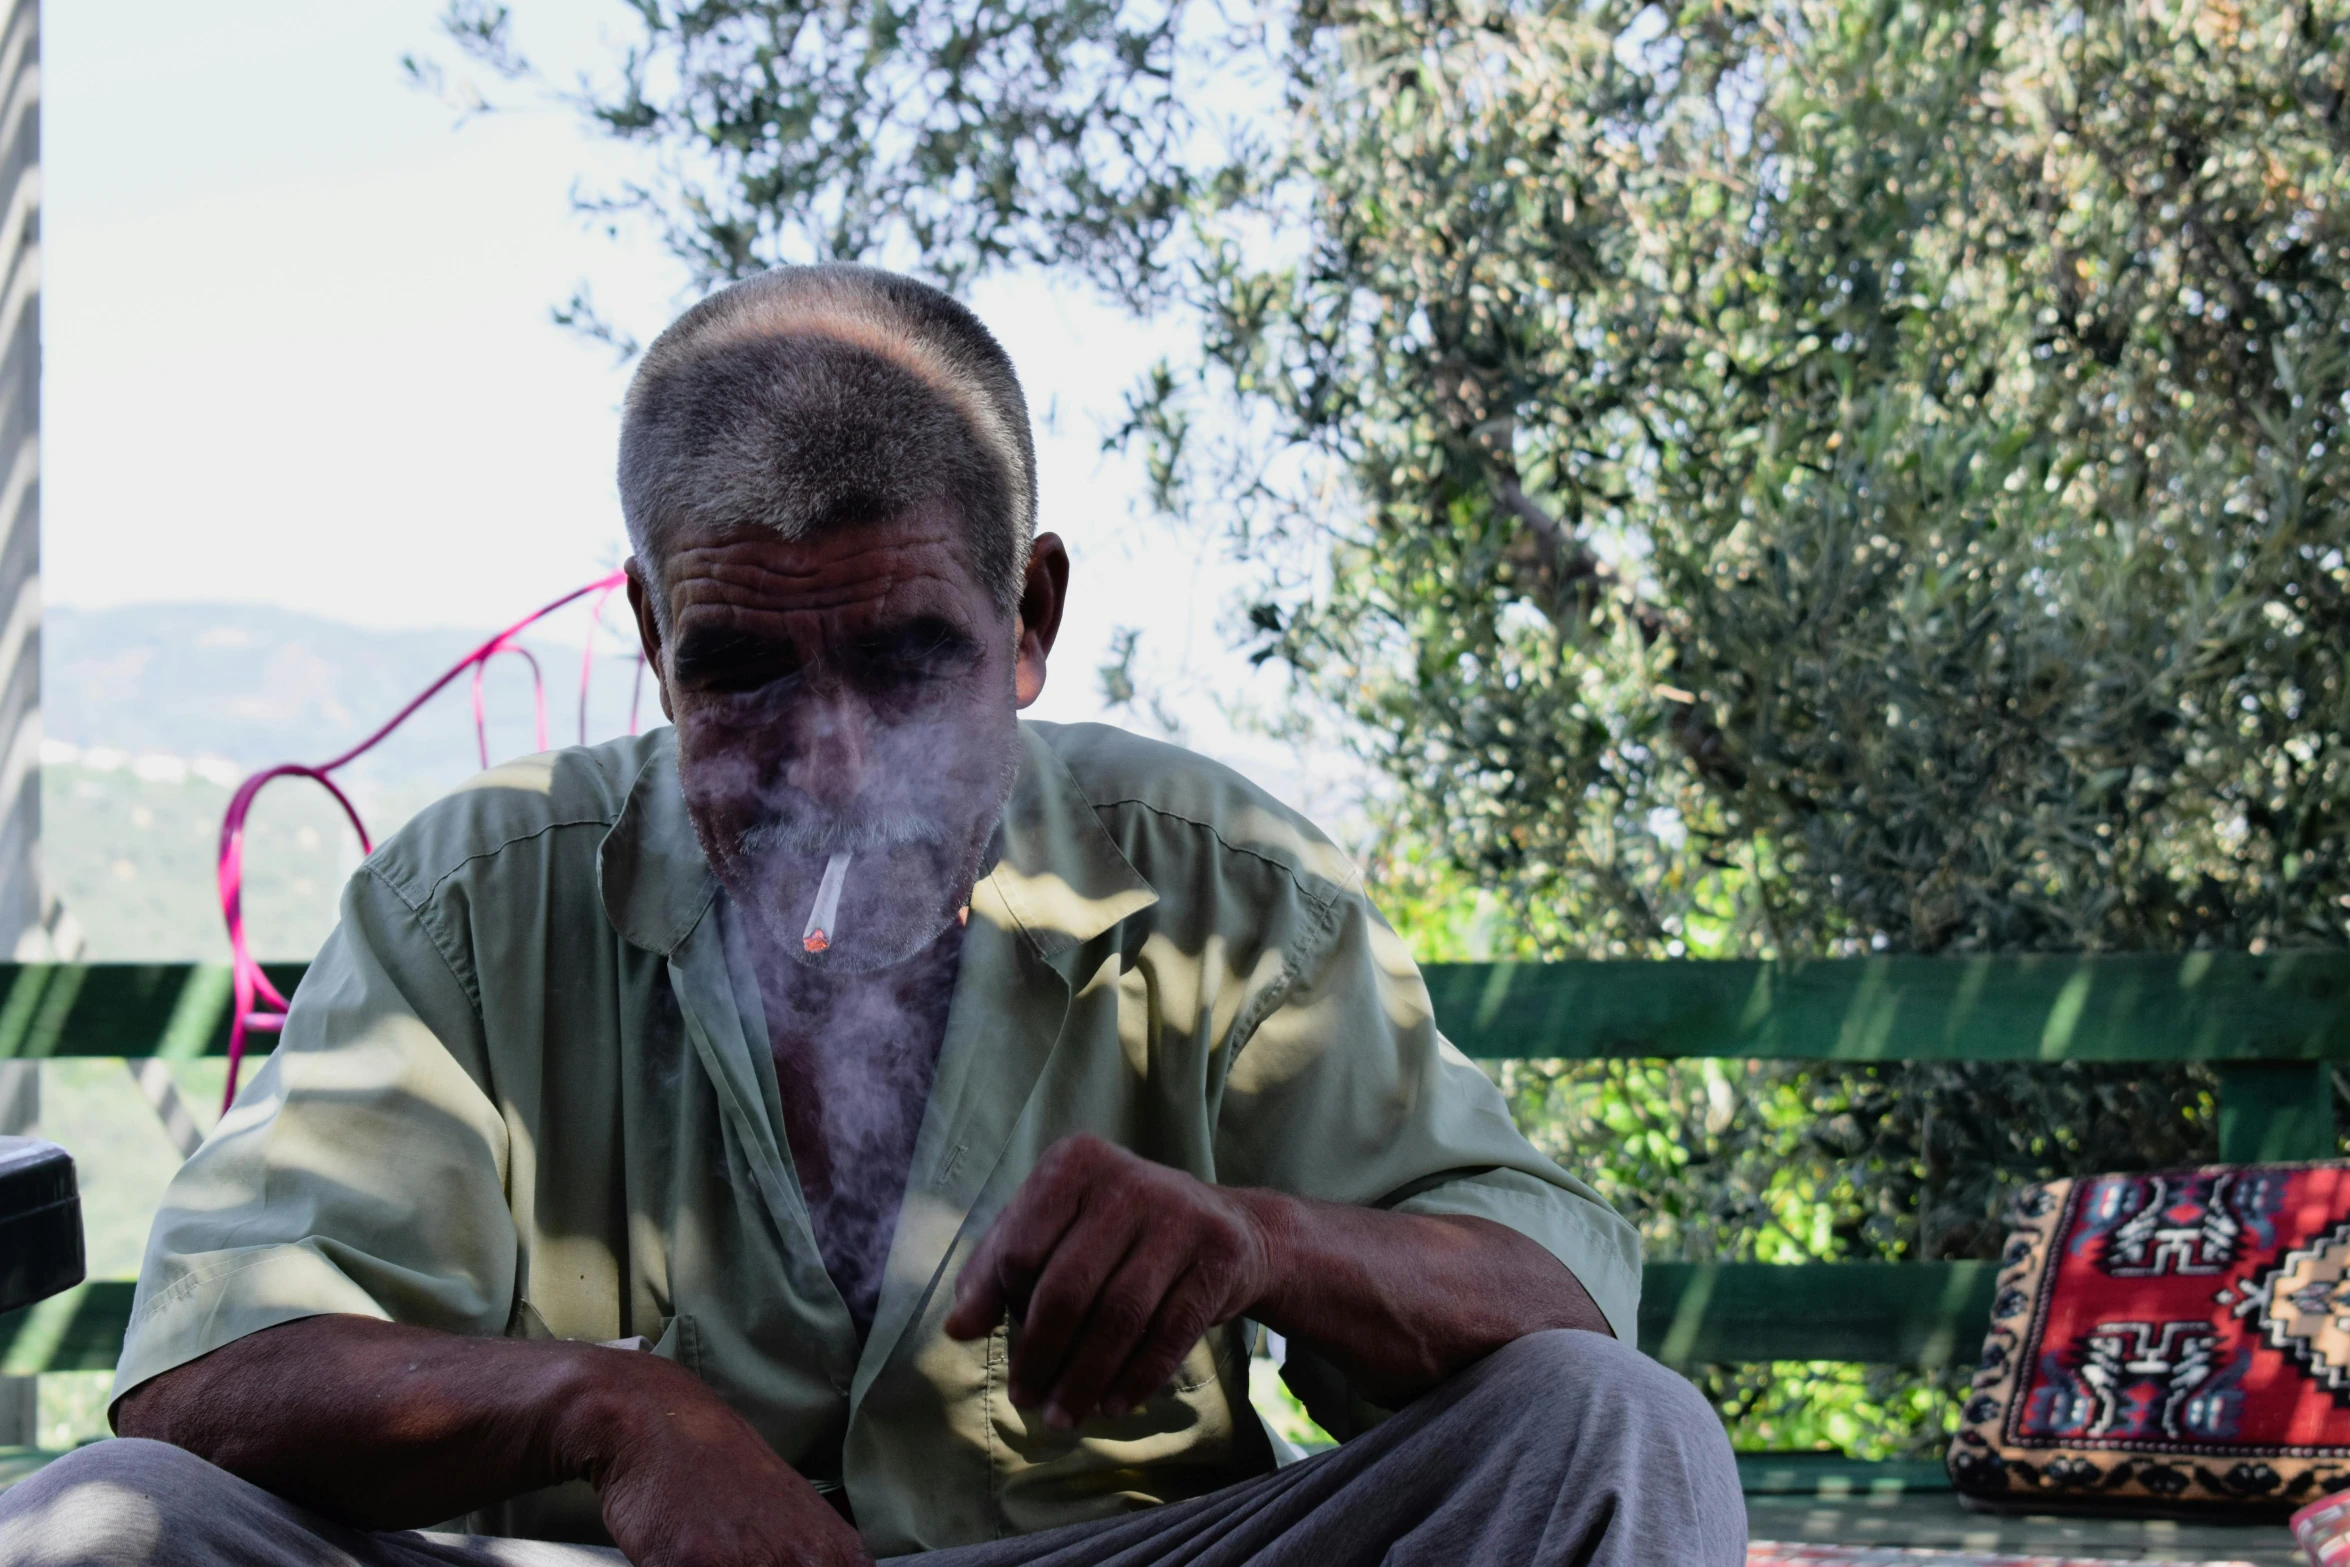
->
[[0, 1331, 1743, 1566]]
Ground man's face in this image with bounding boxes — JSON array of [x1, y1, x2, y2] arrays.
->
[[631, 507, 1061, 973]]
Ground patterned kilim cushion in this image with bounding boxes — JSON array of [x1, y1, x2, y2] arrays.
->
[[2295, 1488, 2350, 1564], [1952, 1162, 2350, 1514]]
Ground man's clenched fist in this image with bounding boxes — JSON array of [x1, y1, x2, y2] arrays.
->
[[944, 1135, 1278, 1429]]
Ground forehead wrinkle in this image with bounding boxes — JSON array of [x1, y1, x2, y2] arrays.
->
[[674, 578, 946, 623], [668, 525, 962, 580], [667, 550, 975, 625]]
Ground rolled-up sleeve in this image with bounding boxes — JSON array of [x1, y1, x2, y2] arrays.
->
[[110, 866, 516, 1411], [1211, 878, 1642, 1346]]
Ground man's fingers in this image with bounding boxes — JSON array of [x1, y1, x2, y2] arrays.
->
[[1005, 1201, 1140, 1408], [944, 1223, 1012, 1339], [979, 1200, 1075, 1319], [1030, 1240, 1189, 1429], [945, 1158, 1089, 1339], [1102, 1273, 1219, 1419]]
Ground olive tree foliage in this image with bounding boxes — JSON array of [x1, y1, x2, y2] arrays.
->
[[1182, 8, 2344, 1451], [1216, 0, 2350, 969], [426, 0, 2349, 1449], [1220, 0, 2350, 1293], [407, 0, 1251, 338]]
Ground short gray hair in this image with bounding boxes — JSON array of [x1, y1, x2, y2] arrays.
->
[[618, 265, 1038, 617]]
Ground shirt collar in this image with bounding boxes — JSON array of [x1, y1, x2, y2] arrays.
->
[[598, 722, 1158, 964], [597, 728, 721, 957], [981, 722, 1158, 974]]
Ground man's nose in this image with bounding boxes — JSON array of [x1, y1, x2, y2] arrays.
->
[[780, 687, 873, 809]]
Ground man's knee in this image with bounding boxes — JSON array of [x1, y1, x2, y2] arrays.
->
[[0, 1440, 242, 1567], [1467, 1330, 1737, 1480], [1488, 1332, 1742, 1537]]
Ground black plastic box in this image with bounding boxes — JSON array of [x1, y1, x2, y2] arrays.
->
[[0, 1135, 85, 1316]]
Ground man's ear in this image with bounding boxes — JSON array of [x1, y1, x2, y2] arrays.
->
[[624, 558, 677, 722], [1014, 533, 1070, 710]]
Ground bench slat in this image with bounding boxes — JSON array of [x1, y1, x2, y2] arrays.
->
[[1735, 1454, 1950, 1494], [7, 1265, 2000, 1379], [0, 964, 307, 1062], [0, 1282, 135, 1376], [1638, 1262, 1997, 1369], [1426, 952, 2350, 1063], [8, 954, 2350, 1064]]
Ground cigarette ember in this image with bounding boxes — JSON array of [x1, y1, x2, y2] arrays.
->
[[802, 851, 852, 953]]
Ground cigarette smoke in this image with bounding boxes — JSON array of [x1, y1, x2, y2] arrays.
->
[[680, 691, 1015, 976], [725, 895, 962, 1338], [676, 679, 1020, 1338]]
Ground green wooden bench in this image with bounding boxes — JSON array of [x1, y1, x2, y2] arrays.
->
[[7, 953, 2346, 1562], [1425, 951, 2348, 1561]]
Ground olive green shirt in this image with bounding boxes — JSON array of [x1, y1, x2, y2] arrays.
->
[[115, 722, 1640, 1553]]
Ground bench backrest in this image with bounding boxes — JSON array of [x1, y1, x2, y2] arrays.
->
[[5, 952, 2346, 1379]]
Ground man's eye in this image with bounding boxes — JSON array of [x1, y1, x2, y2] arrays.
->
[[690, 652, 802, 694], [706, 668, 793, 695], [672, 630, 803, 694], [859, 625, 969, 675]]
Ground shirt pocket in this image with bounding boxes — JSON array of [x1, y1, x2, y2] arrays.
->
[[986, 1320, 1255, 1499], [649, 1311, 703, 1378]]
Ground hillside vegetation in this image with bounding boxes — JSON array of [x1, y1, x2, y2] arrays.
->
[[43, 601, 660, 959]]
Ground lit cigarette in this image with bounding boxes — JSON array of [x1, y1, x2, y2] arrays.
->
[[802, 851, 852, 953]]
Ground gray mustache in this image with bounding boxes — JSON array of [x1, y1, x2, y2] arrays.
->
[[734, 811, 948, 857]]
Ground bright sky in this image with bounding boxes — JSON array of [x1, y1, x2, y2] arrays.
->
[[42, 0, 1331, 790]]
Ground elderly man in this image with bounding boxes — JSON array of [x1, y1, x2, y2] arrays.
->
[[0, 267, 1741, 1567]]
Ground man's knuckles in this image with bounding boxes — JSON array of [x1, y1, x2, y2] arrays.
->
[[1088, 1284, 1160, 1343], [1014, 1283, 1081, 1341]]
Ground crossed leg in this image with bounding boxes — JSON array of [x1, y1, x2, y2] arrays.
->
[[0, 1331, 1743, 1567]]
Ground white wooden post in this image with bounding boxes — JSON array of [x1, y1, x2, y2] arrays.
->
[[0, 0, 41, 1449]]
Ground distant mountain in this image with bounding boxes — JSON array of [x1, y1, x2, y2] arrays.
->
[[46, 602, 660, 791], [42, 602, 665, 961]]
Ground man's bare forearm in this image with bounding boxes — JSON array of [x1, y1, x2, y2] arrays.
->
[[114, 1314, 652, 1530], [1233, 1194, 1611, 1403], [116, 1313, 872, 1565]]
